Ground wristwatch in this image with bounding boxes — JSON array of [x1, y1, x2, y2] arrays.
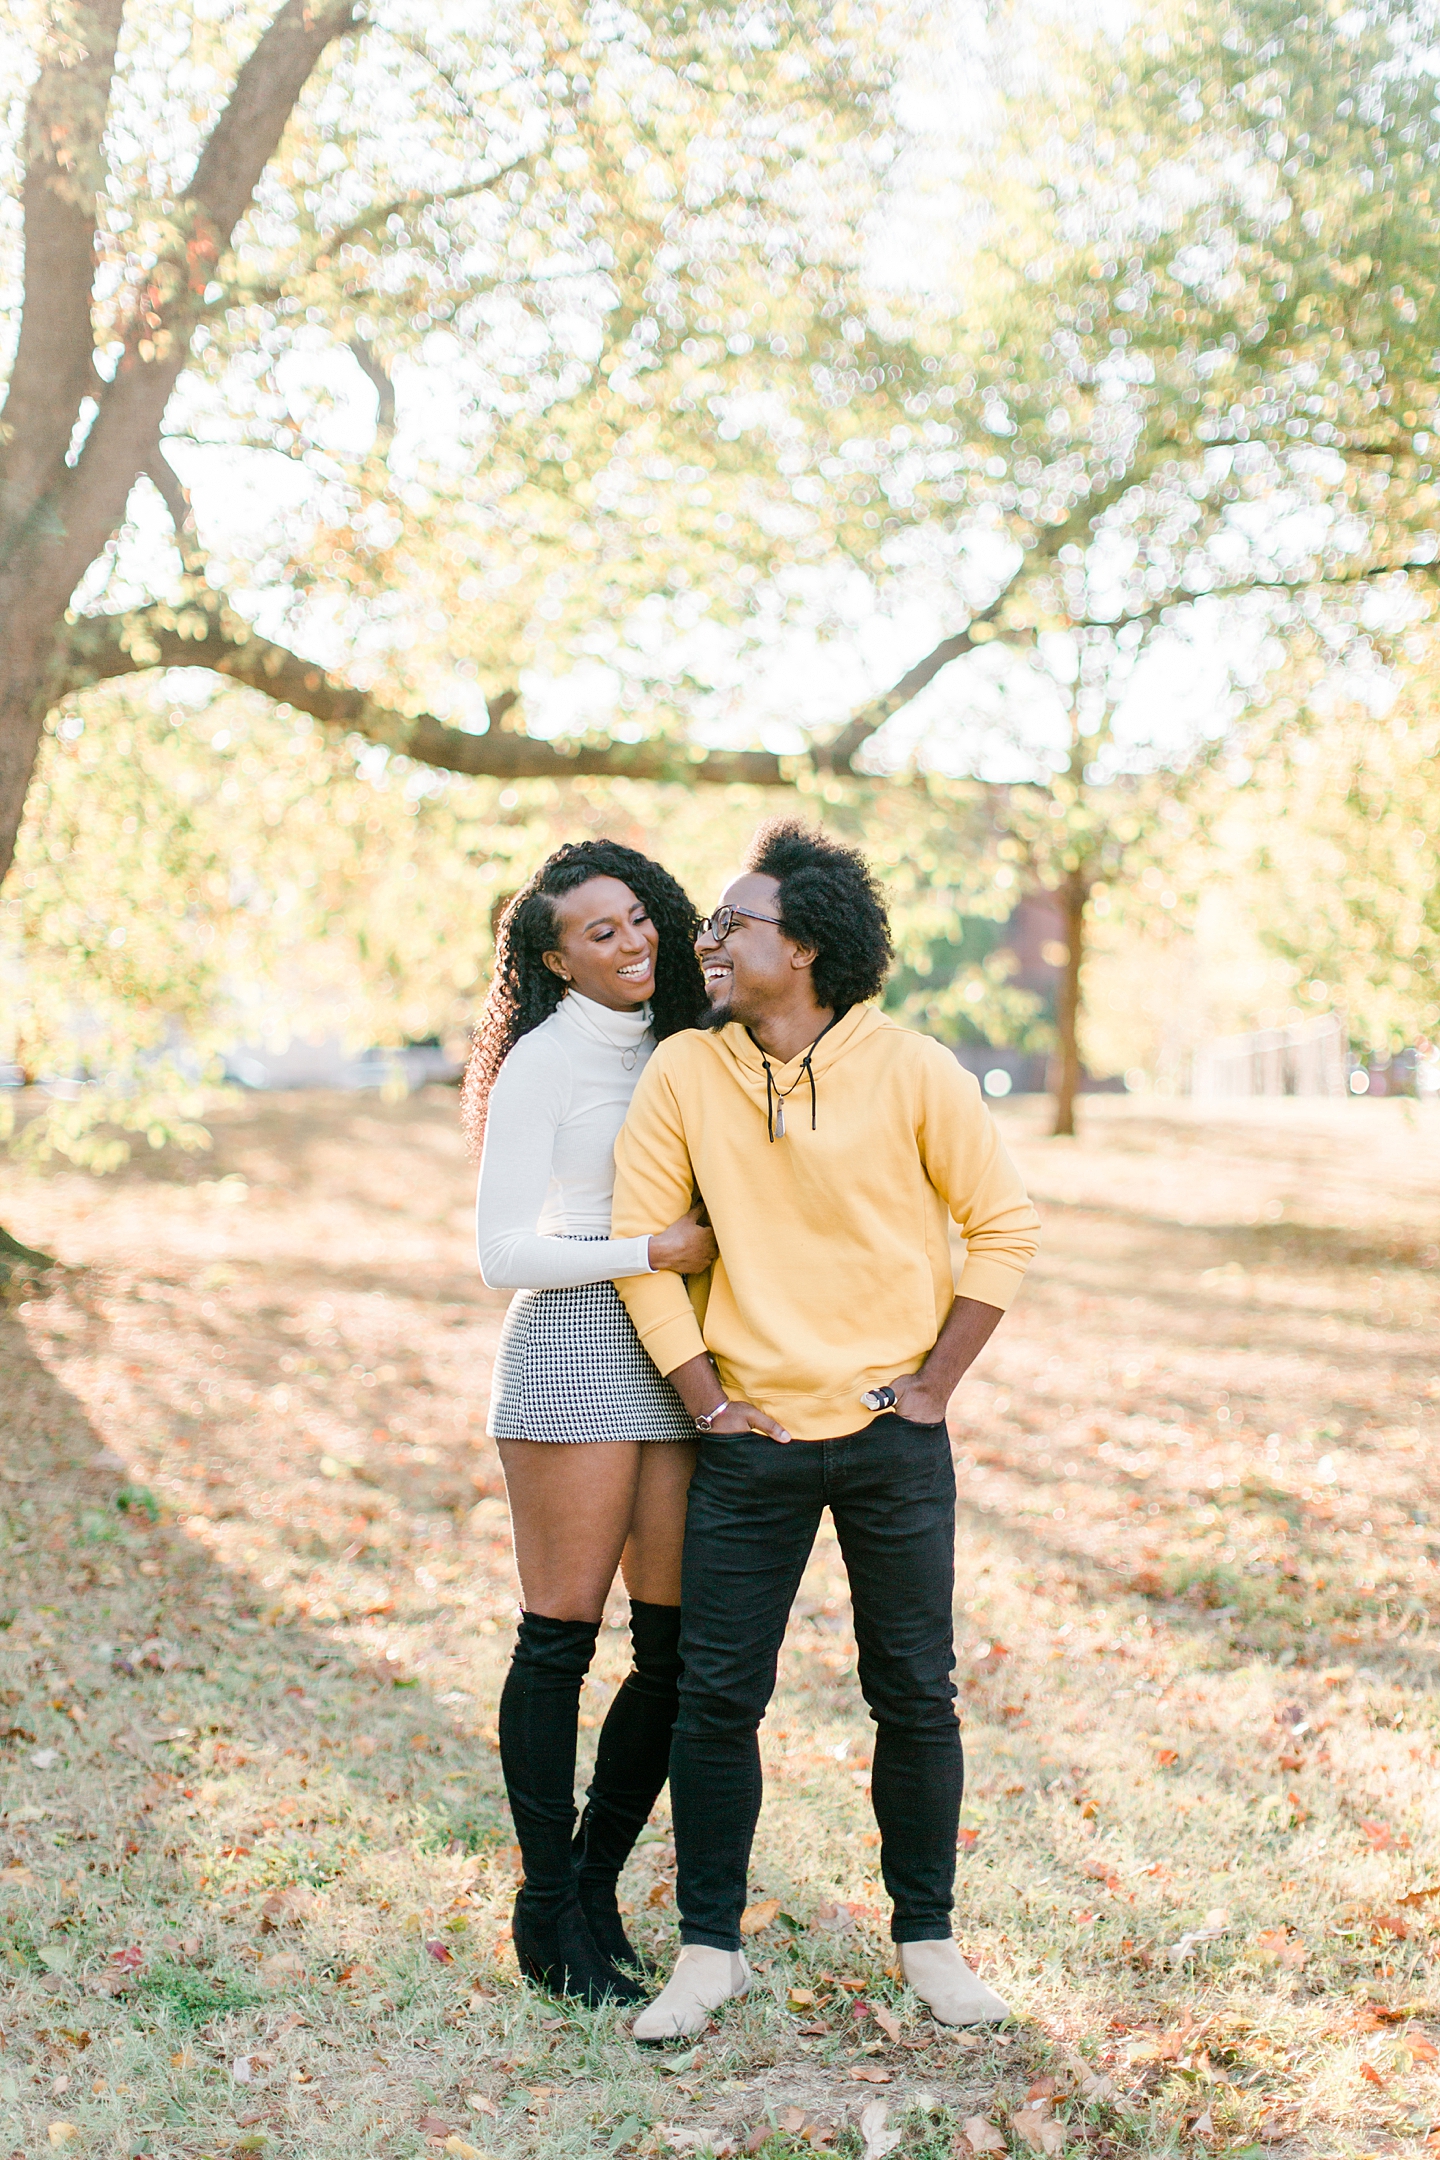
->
[[694, 1401, 730, 1432]]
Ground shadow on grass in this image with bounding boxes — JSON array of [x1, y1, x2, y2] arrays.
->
[[0, 1298, 530, 2154]]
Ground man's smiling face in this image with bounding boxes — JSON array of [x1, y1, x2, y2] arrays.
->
[[695, 871, 793, 1029]]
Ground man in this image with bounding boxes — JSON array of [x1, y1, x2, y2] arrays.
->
[[610, 820, 1041, 2040]]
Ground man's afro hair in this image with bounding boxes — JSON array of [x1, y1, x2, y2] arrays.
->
[[745, 819, 893, 1010]]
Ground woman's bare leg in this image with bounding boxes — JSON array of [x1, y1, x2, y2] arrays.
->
[[498, 1439, 641, 1621], [620, 1440, 698, 1606], [498, 1438, 697, 1617]]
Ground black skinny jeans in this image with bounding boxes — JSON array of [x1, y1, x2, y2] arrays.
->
[[668, 1412, 962, 1950]]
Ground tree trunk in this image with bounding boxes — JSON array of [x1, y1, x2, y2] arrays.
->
[[1051, 871, 1088, 1138], [0, 572, 62, 885]]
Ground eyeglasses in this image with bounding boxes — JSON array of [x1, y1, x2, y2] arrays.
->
[[698, 905, 782, 943]]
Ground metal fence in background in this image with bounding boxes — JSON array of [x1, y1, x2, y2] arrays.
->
[[1190, 1014, 1347, 1099]]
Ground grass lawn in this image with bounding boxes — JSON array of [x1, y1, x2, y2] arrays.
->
[[1, 1090, 1437, 2160]]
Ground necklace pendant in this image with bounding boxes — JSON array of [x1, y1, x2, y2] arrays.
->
[[774, 1101, 785, 1138]]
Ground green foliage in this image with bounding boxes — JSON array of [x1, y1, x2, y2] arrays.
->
[[1239, 650, 1440, 1049], [114, 1485, 160, 1522], [27, 0, 899, 727], [134, 1956, 263, 2029], [10, 0, 1440, 1135], [4, 681, 1043, 1163]]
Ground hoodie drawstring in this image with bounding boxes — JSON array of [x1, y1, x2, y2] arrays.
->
[[750, 1011, 844, 1143]]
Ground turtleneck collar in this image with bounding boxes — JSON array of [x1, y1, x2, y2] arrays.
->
[[560, 989, 653, 1048]]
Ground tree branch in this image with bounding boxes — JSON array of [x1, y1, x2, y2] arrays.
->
[[348, 337, 395, 456], [825, 540, 1440, 775], [186, 0, 360, 238], [318, 159, 533, 260], [34, 0, 361, 621], [819, 458, 1169, 771], [0, 0, 126, 557], [54, 605, 789, 788], [816, 604, 1009, 774], [144, 445, 207, 577]]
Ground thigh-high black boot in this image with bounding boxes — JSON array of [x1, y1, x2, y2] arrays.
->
[[574, 1599, 683, 1967], [497, 1610, 643, 2005]]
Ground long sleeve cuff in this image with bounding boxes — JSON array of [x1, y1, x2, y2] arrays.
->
[[955, 1254, 1031, 1312], [478, 1230, 653, 1292], [615, 1289, 708, 1377]]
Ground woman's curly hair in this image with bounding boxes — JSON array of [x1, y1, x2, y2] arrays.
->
[[746, 819, 893, 1009], [461, 839, 706, 1155]]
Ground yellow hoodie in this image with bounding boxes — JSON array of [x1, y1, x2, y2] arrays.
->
[[612, 1005, 1041, 1440]]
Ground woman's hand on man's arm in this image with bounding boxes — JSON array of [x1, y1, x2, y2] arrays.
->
[[647, 1205, 718, 1276]]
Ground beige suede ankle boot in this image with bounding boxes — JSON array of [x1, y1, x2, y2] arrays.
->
[[631, 1945, 750, 2042], [898, 1939, 1011, 2025]]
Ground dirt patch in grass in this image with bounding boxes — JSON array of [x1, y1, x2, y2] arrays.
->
[[1, 1089, 1437, 2158]]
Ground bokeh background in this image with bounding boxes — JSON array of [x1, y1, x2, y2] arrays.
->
[[3, 0, 1438, 1170]]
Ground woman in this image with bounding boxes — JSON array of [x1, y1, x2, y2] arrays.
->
[[462, 839, 715, 2007]]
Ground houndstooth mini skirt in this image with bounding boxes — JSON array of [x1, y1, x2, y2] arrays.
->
[[487, 1255, 695, 1446]]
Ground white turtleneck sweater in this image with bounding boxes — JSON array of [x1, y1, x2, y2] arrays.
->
[[475, 991, 658, 1291]]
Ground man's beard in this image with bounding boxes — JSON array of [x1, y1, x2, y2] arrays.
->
[[699, 996, 734, 1032]]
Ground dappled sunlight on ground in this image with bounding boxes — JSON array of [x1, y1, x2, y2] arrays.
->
[[1, 1092, 1437, 2157]]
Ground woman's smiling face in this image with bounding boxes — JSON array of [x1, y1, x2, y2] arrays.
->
[[542, 876, 659, 1010]]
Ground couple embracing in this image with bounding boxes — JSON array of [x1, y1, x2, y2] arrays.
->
[[464, 821, 1040, 2040]]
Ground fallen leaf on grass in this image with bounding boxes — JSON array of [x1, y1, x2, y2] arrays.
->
[[1346, 2003, 1426, 2032], [848, 2065, 892, 2084], [46, 2127, 79, 2148], [1012, 2107, 1065, 2156], [1254, 1928, 1307, 1969], [1166, 1908, 1228, 1966], [257, 1951, 306, 1987], [1154, 1748, 1180, 1768], [858, 2098, 901, 2160], [870, 2005, 902, 2043], [739, 1899, 780, 1935], [442, 2141, 483, 2159], [259, 1887, 315, 1931], [811, 1901, 854, 1933], [1402, 2036, 1440, 2064], [0, 1865, 36, 1885], [424, 1937, 455, 1964], [958, 2120, 1007, 2157], [1397, 1883, 1440, 1909], [659, 2128, 735, 2157], [466, 2093, 499, 2116], [1359, 2062, 1386, 2087], [85, 1967, 138, 1996], [1059, 2050, 1118, 2101], [958, 1828, 980, 1850], [1360, 1819, 1409, 1853], [788, 1987, 816, 2008]]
